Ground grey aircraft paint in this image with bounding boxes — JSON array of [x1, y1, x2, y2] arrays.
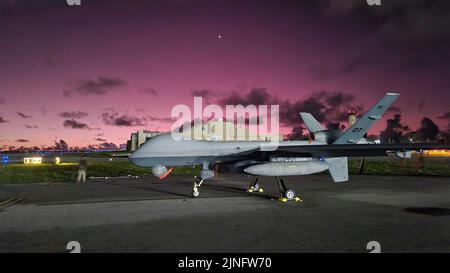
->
[[129, 133, 321, 168]]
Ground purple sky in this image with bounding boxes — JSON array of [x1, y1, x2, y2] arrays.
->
[[0, 0, 449, 149]]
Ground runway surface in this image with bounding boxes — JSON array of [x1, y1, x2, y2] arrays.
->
[[1, 174, 450, 252]]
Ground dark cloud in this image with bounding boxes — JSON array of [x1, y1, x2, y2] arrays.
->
[[326, 122, 345, 131], [15, 139, 30, 143], [320, 0, 450, 48], [280, 91, 363, 127], [217, 88, 364, 128], [24, 124, 38, 129], [376, 1, 450, 48], [97, 142, 119, 150], [417, 117, 440, 141], [379, 114, 410, 143], [285, 126, 308, 140], [317, 0, 450, 72], [192, 89, 215, 98], [404, 53, 444, 69], [310, 57, 374, 81], [138, 88, 158, 96], [386, 106, 402, 113], [63, 77, 128, 97], [95, 138, 107, 142], [101, 110, 146, 127], [219, 88, 276, 106], [95, 133, 104, 137], [146, 115, 175, 123], [438, 112, 450, 121], [217, 88, 279, 125], [0, 115, 8, 123], [63, 119, 92, 130], [338, 56, 373, 75], [59, 111, 88, 119], [17, 112, 32, 119]]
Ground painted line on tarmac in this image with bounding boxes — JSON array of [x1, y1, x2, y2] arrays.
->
[[36, 194, 265, 206], [0, 198, 24, 210]]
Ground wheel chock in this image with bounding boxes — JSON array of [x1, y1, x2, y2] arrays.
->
[[248, 187, 264, 193], [278, 196, 303, 203]]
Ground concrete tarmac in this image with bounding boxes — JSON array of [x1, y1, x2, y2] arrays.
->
[[0, 174, 450, 252]]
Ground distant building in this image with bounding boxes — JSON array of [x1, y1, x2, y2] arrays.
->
[[126, 130, 164, 152], [118, 143, 127, 151], [178, 118, 283, 141], [126, 120, 283, 152]]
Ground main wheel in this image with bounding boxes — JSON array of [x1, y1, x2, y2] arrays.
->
[[284, 189, 296, 200], [253, 183, 261, 191]]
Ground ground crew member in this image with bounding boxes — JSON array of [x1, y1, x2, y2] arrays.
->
[[77, 155, 88, 183]]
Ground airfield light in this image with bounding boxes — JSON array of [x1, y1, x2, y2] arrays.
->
[[1, 155, 8, 164], [54, 157, 61, 165], [423, 150, 450, 156], [24, 157, 43, 164]]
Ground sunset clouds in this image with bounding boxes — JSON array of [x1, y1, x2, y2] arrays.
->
[[0, 0, 448, 148]]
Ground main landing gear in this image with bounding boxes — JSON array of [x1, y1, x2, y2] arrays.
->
[[276, 176, 302, 202], [247, 176, 264, 193], [246, 176, 302, 202]]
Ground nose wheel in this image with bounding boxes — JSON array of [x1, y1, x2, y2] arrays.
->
[[191, 187, 200, 198]]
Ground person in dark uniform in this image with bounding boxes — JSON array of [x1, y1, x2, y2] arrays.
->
[[77, 155, 88, 183]]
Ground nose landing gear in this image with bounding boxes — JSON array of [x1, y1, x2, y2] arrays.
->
[[191, 162, 215, 198], [191, 176, 203, 198]]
